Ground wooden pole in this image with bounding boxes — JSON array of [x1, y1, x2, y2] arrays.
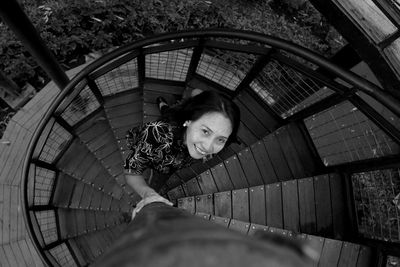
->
[[0, 0, 70, 90]]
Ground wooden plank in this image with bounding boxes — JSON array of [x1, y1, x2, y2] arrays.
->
[[69, 180, 85, 209], [249, 185, 266, 225], [188, 161, 208, 176], [224, 155, 249, 189], [298, 177, 317, 234], [10, 241, 28, 266], [314, 174, 333, 236], [237, 89, 278, 131], [210, 163, 234, 192], [85, 129, 117, 154], [100, 194, 113, 211], [319, 238, 343, 267], [17, 188, 26, 241], [263, 133, 293, 181], [195, 213, 211, 221], [0, 184, 3, 244], [56, 139, 90, 174], [250, 141, 278, 184], [75, 209, 87, 236], [287, 122, 318, 176], [67, 239, 88, 267], [185, 177, 202, 196], [214, 191, 232, 218], [248, 224, 269, 236], [82, 160, 104, 184], [0, 245, 10, 266], [90, 190, 104, 211], [338, 242, 360, 267], [93, 142, 118, 160], [102, 150, 123, 174], [329, 173, 348, 239], [167, 186, 186, 202], [237, 121, 258, 146], [144, 81, 185, 95], [232, 188, 249, 222], [275, 126, 305, 178], [76, 235, 96, 262], [108, 113, 143, 129], [2, 184, 11, 243], [85, 211, 97, 232], [143, 102, 160, 117], [197, 171, 218, 194], [177, 196, 195, 214], [103, 90, 142, 108], [106, 101, 142, 119], [165, 174, 182, 189], [356, 246, 374, 267], [143, 89, 181, 107], [79, 184, 95, 210], [282, 180, 300, 232], [237, 148, 263, 186], [176, 167, 197, 182], [2, 244, 18, 267], [76, 113, 110, 142], [195, 194, 213, 214], [79, 235, 98, 263], [234, 99, 268, 138], [9, 186, 19, 241], [25, 239, 45, 267], [265, 183, 283, 228], [95, 212, 106, 230], [228, 219, 250, 234], [306, 235, 324, 267], [58, 209, 77, 238], [210, 216, 230, 228], [53, 172, 76, 208]]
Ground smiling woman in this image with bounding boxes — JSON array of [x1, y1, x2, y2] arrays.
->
[[124, 91, 240, 217]]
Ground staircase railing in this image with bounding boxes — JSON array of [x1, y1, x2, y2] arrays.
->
[[21, 29, 400, 266]]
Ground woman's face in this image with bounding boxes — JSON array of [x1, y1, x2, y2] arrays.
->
[[184, 112, 232, 159]]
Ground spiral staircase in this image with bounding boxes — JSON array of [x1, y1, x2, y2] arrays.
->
[[1, 28, 400, 266]]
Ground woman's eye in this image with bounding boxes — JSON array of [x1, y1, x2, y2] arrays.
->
[[218, 138, 227, 144], [202, 129, 209, 135]]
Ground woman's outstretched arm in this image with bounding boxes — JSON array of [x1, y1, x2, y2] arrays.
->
[[125, 173, 157, 198]]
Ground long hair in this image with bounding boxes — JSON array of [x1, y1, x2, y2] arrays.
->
[[164, 90, 240, 146]]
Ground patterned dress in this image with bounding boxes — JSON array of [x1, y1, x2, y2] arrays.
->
[[124, 121, 194, 175]]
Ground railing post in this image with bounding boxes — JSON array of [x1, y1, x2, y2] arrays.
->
[[93, 203, 311, 267], [0, 0, 70, 90]]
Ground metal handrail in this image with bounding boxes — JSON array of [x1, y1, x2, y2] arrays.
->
[[21, 29, 400, 266]]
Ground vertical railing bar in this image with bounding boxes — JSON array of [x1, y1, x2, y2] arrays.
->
[[330, 109, 355, 163], [271, 63, 301, 106], [394, 169, 400, 241], [350, 109, 369, 161], [381, 170, 392, 241]]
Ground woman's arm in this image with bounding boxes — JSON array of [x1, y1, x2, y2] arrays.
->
[[125, 173, 157, 198]]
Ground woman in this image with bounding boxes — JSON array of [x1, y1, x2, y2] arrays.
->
[[124, 90, 240, 216]]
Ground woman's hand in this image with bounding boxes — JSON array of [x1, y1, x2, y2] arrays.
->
[[131, 191, 173, 220]]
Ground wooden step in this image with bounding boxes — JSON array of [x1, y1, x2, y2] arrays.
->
[[70, 223, 128, 265], [176, 173, 349, 239], [103, 89, 143, 154], [195, 213, 376, 267], [57, 208, 127, 239], [165, 123, 321, 198]]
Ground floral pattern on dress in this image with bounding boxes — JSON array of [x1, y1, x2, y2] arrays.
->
[[124, 121, 193, 175]]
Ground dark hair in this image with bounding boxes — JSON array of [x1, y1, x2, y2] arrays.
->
[[164, 91, 240, 146]]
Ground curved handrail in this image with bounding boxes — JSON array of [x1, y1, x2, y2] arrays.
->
[[21, 28, 400, 266]]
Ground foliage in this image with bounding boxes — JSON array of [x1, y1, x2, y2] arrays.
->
[[0, 0, 344, 90], [0, 107, 15, 138]]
